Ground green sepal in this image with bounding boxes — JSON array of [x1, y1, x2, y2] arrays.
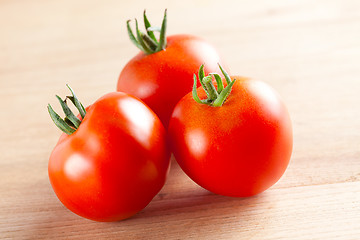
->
[[218, 63, 231, 84], [127, 20, 144, 52], [127, 9, 168, 54], [143, 10, 158, 43], [66, 84, 86, 119], [198, 64, 208, 95], [64, 117, 76, 129], [156, 9, 167, 52], [48, 85, 87, 135], [135, 19, 153, 54], [210, 73, 224, 93], [48, 104, 75, 135], [56, 95, 81, 128], [192, 74, 204, 104], [191, 64, 236, 107], [142, 34, 158, 51], [212, 79, 236, 107]]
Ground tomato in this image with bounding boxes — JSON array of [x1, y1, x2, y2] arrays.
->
[[168, 65, 293, 197], [47, 87, 170, 221], [117, 10, 227, 128]]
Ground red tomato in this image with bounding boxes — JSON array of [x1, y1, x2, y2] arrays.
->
[[168, 70, 293, 197], [48, 91, 170, 221], [117, 10, 226, 128]]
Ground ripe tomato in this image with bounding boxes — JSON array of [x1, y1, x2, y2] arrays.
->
[[48, 87, 170, 221], [117, 10, 226, 127], [168, 66, 293, 197]]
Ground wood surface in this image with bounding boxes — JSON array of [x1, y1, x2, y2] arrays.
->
[[1, 0, 360, 239]]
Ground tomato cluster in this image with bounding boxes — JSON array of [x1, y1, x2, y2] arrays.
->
[[47, 10, 292, 222]]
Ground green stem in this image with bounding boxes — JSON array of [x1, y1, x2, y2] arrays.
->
[[203, 76, 218, 101]]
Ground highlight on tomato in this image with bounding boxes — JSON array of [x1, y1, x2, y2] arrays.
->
[[117, 10, 227, 128], [47, 85, 170, 221], [168, 65, 293, 197]]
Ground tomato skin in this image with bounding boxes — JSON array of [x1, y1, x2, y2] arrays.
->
[[117, 34, 226, 128], [168, 77, 293, 197], [48, 92, 170, 221]]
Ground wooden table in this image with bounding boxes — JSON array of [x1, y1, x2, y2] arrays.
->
[[1, 0, 359, 239]]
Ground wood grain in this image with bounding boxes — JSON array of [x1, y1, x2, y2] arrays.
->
[[1, 0, 360, 239]]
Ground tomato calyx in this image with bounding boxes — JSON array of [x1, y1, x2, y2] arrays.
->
[[127, 9, 167, 54], [47, 85, 86, 135], [193, 64, 236, 107]]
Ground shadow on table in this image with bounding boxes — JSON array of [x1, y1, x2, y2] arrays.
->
[[131, 158, 268, 223]]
